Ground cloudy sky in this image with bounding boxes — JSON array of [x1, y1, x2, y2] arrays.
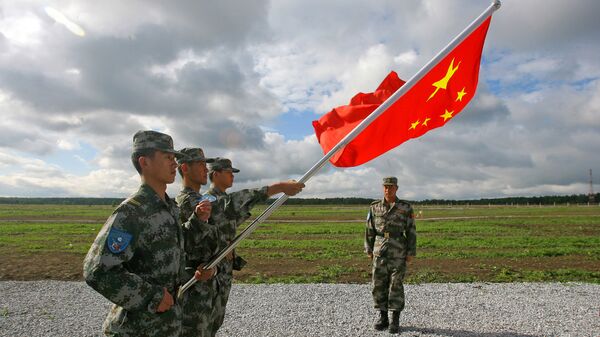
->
[[0, 0, 599, 200]]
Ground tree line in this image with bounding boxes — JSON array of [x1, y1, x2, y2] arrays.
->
[[1, 193, 598, 206]]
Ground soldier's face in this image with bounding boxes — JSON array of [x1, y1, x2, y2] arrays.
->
[[143, 151, 177, 184], [187, 161, 208, 185], [383, 184, 398, 201], [213, 169, 234, 190]]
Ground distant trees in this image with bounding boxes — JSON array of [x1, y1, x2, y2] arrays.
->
[[0, 193, 598, 206], [0, 197, 124, 205]]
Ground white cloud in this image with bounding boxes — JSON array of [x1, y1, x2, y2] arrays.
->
[[0, 0, 598, 200]]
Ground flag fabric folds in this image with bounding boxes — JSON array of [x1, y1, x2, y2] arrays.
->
[[312, 17, 492, 167]]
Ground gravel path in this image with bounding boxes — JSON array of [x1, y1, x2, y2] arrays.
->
[[0, 281, 598, 336]]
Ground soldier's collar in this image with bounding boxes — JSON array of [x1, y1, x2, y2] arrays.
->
[[209, 186, 227, 196], [181, 186, 197, 194], [139, 183, 174, 208]]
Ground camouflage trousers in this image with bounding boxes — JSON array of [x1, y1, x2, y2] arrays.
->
[[181, 278, 218, 337], [211, 264, 233, 335], [371, 255, 407, 312]]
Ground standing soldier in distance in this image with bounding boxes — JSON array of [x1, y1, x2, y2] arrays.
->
[[365, 177, 417, 334], [205, 157, 305, 336], [174, 147, 220, 337], [83, 130, 214, 337]]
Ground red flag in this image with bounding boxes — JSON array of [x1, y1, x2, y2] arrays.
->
[[313, 17, 492, 167]]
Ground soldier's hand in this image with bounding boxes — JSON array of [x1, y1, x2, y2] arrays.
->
[[156, 287, 174, 313], [281, 180, 305, 196], [195, 200, 212, 222], [406, 256, 414, 265], [367, 252, 373, 260], [194, 264, 216, 281]]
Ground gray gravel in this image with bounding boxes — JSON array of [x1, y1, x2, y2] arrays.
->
[[0, 281, 598, 337]]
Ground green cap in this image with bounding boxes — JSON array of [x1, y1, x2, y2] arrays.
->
[[208, 157, 239, 173], [176, 147, 215, 165], [132, 130, 182, 155], [382, 176, 398, 186]]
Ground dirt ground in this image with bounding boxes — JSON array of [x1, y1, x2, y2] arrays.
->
[[3, 249, 597, 283]]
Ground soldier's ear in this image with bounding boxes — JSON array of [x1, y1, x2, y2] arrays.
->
[[138, 156, 150, 170]]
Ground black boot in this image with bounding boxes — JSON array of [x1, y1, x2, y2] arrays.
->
[[388, 311, 400, 334], [373, 310, 389, 331]]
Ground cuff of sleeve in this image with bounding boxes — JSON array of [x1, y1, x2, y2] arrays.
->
[[259, 186, 269, 200], [146, 286, 165, 313]]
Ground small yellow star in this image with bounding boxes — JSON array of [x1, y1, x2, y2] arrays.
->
[[440, 109, 454, 122], [422, 117, 431, 126], [409, 120, 420, 130], [456, 87, 467, 101]]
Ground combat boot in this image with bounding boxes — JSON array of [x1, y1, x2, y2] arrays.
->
[[388, 311, 400, 334], [373, 310, 388, 331]]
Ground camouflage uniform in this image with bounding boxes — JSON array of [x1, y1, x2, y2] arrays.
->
[[83, 130, 185, 337], [176, 186, 220, 337], [365, 179, 416, 313], [205, 168, 269, 335]]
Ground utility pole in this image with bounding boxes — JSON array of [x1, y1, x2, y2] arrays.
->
[[589, 169, 595, 203]]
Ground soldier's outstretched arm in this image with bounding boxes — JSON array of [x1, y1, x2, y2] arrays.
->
[[83, 211, 164, 313], [267, 180, 305, 197]]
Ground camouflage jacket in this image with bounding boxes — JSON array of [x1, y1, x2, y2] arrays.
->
[[83, 184, 185, 337], [365, 197, 417, 259], [205, 186, 269, 283], [175, 186, 220, 268]]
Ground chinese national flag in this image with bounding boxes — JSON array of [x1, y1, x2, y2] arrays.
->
[[312, 17, 492, 167]]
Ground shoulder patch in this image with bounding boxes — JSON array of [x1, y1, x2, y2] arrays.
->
[[106, 228, 133, 254], [126, 197, 142, 207]]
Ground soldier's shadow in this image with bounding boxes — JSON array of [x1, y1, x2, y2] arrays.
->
[[401, 326, 541, 337]]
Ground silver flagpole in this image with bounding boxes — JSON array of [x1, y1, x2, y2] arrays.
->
[[178, 0, 501, 299]]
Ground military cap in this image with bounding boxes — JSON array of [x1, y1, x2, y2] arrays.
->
[[382, 176, 398, 186], [175, 147, 215, 165], [132, 130, 182, 155], [208, 157, 240, 173]]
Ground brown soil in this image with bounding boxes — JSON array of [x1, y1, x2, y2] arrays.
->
[[1, 250, 597, 283], [0, 249, 84, 281]]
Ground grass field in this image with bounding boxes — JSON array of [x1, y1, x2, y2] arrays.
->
[[0, 203, 599, 283]]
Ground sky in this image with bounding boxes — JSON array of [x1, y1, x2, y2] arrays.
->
[[0, 0, 599, 200]]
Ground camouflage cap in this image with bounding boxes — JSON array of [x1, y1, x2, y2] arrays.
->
[[132, 130, 182, 155], [207, 157, 240, 173], [175, 147, 215, 165], [382, 176, 398, 186]]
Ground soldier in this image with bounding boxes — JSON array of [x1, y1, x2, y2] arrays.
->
[[174, 147, 220, 337], [83, 130, 214, 337], [365, 176, 417, 334], [205, 157, 305, 336]]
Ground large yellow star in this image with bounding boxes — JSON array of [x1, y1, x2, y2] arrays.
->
[[422, 117, 431, 126], [440, 109, 454, 121], [409, 120, 420, 130], [427, 58, 461, 101], [456, 87, 467, 101]]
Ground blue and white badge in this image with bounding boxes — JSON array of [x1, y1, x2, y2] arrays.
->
[[106, 228, 133, 254], [197, 194, 217, 203]]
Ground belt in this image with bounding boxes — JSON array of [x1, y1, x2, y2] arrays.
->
[[375, 231, 403, 239], [186, 259, 203, 269]]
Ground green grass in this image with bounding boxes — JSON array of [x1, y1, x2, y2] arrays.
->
[[1, 204, 599, 283]]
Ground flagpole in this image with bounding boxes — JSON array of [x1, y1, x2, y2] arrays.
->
[[178, 0, 501, 298]]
